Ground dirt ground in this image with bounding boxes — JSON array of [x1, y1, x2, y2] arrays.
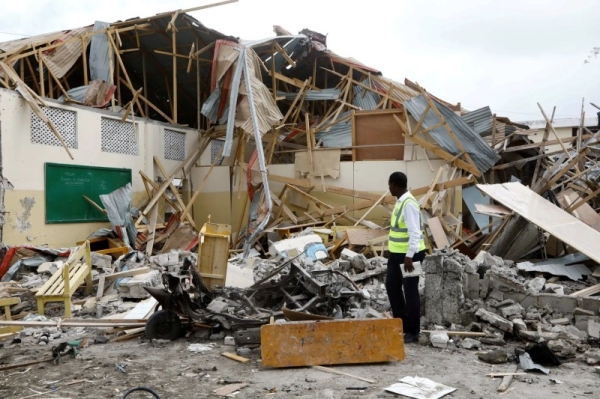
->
[[1, 333, 599, 399]]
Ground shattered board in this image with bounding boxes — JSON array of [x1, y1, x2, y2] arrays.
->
[[477, 182, 600, 264], [517, 261, 591, 281], [345, 228, 389, 246], [385, 376, 456, 399]]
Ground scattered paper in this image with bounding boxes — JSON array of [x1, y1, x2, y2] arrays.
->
[[187, 343, 215, 353], [385, 376, 456, 399]]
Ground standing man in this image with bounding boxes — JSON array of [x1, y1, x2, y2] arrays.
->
[[386, 171, 427, 343]]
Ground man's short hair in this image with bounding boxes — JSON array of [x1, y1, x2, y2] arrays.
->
[[389, 172, 407, 189]]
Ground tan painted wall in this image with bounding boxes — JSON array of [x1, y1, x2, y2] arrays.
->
[[525, 126, 574, 154], [0, 89, 199, 247], [190, 156, 453, 238]]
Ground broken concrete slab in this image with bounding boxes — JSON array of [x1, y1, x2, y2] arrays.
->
[[543, 283, 564, 296], [430, 331, 450, 349], [117, 270, 161, 299], [588, 319, 600, 340], [460, 338, 482, 350], [528, 277, 546, 293], [478, 350, 508, 364], [574, 308, 595, 316], [207, 299, 229, 314], [500, 304, 524, 319], [475, 308, 513, 333], [91, 252, 113, 269]]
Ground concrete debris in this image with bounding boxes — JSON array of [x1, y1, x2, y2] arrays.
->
[[460, 338, 482, 350], [587, 320, 600, 340], [430, 331, 450, 349], [478, 350, 508, 364], [528, 277, 546, 294], [117, 270, 161, 299], [475, 308, 513, 333]]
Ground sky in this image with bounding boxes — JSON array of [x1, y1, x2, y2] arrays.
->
[[0, 0, 598, 123]]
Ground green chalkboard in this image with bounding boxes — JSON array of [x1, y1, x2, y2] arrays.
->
[[45, 163, 132, 224]]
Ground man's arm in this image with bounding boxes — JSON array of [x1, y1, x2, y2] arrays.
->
[[403, 202, 421, 272]]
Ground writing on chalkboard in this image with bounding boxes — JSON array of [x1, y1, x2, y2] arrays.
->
[[45, 163, 132, 224]]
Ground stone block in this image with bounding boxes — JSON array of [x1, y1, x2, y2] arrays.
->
[[430, 331, 449, 349], [580, 297, 600, 315], [224, 336, 236, 346], [588, 320, 600, 340], [117, 270, 161, 299], [207, 300, 229, 314], [550, 318, 570, 326], [513, 318, 527, 333], [422, 254, 444, 274], [536, 294, 577, 315], [479, 276, 490, 298], [574, 308, 596, 316], [464, 273, 480, 300], [460, 338, 481, 350], [488, 289, 504, 302], [548, 339, 577, 358], [150, 252, 179, 267], [475, 308, 513, 333], [574, 315, 598, 332], [528, 277, 546, 294], [91, 253, 113, 269], [500, 304, 524, 319]]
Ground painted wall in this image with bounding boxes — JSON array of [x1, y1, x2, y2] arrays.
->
[[190, 151, 453, 240], [0, 89, 199, 247], [524, 126, 576, 154]]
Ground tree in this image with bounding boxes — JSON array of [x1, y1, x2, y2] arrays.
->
[[585, 47, 600, 63]]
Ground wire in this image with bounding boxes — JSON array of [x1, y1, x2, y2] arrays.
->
[[121, 387, 161, 399], [0, 31, 29, 37], [461, 105, 581, 118]]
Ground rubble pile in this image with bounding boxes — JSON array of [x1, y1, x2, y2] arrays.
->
[[420, 249, 600, 369]]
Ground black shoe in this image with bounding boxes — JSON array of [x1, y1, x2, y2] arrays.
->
[[404, 333, 418, 344]]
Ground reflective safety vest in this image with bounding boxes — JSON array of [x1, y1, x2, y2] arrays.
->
[[389, 193, 426, 254]]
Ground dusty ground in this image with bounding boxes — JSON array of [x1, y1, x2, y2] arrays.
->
[[1, 333, 599, 399]]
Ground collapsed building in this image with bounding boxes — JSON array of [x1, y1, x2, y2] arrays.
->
[[0, 2, 599, 393]]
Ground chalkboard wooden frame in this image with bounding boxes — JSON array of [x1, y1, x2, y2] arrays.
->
[[44, 163, 132, 224]]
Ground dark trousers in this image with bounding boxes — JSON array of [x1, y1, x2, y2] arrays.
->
[[385, 250, 426, 335]]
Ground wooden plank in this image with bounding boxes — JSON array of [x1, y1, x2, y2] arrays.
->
[[312, 365, 376, 384], [145, 204, 159, 256], [260, 319, 405, 368], [427, 217, 451, 249], [95, 275, 105, 299], [570, 283, 600, 297], [478, 182, 600, 265], [221, 352, 250, 363], [422, 330, 486, 337], [198, 223, 231, 290], [497, 364, 519, 392], [215, 383, 248, 396], [101, 267, 152, 282]]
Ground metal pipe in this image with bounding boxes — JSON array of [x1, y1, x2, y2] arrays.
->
[[241, 48, 272, 258]]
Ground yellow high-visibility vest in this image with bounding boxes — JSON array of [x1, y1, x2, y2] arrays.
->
[[389, 193, 426, 254]]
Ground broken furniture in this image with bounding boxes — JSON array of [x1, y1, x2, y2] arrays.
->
[[77, 236, 130, 259], [36, 241, 93, 317], [260, 319, 405, 368], [0, 297, 22, 336], [198, 222, 231, 290]]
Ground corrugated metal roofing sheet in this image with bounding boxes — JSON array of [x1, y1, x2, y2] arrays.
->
[[352, 79, 380, 110], [405, 95, 500, 173], [276, 88, 340, 101], [461, 106, 493, 137]]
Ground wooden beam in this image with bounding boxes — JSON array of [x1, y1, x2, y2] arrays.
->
[[153, 156, 197, 229], [172, 26, 178, 123], [107, 32, 145, 118]]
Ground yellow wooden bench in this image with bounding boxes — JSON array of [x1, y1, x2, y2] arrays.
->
[[0, 297, 22, 336], [36, 241, 93, 317]]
